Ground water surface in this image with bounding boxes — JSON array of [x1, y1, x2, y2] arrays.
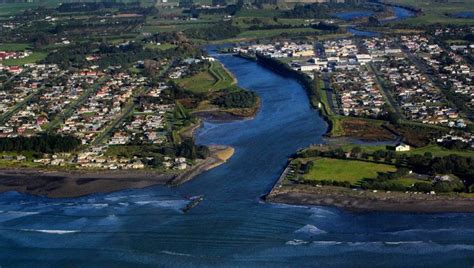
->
[[453, 12, 474, 19], [0, 53, 474, 267], [333, 11, 374, 21]]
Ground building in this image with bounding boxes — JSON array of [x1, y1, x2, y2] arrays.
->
[[388, 143, 411, 152]]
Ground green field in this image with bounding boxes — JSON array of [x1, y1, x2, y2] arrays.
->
[[341, 144, 474, 158], [237, 27, 320, 39], [178, 61, 235, 93], [384, 0, 474, 25], [302, 157, 397, 184], [0, 43, 31, 51], [0, 2, 59, 16], [235, 8, 283, 18], [1, 52, 47, 66], [145, 43, 178, 50]]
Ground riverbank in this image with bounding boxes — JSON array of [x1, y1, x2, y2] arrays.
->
[[267, 184, 474, 213], [0, 145, 234, 198], [192, 97, 260, 121], [169, 145, 234, 186]]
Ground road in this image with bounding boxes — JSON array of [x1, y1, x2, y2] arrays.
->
[[322, 73, 339, 115], [367, 63, 404, 118], [401, 46, 474, 121]]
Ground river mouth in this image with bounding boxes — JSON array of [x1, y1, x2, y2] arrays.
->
[[1, 47, 474, 266]]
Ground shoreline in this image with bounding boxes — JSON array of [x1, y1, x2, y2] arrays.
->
[[0, 145, 234, 198], [266, 184, 474, 213], [0, 54, 256, 199], [232, 53, 474, 213]]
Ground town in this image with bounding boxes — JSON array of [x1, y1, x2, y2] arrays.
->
[[233, 32, 474, 149], [0, 43, 225, 171]]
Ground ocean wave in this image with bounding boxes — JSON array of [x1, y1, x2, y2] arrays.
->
[[20, 229, 79, 234], [90, 203, 109, 208], [386, 228, 473, 235], [295, 224, 327, 235], [160, 250, 193, 257], [133, 200, 187, 209], [384, 241, 425, 245], [311, 241, 343, 246], [286, 239, 309, 246], [0, 211, 40, 222]]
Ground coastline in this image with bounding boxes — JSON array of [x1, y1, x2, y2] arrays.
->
[[0, 53, 256, 199], [266, 184, 474, 213], [0, 145, 234, 198], [242, 55, 474, 213]]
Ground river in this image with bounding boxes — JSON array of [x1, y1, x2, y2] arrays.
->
[[1, 50, 474, 267]]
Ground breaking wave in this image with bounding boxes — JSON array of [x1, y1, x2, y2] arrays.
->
[[20, 229, 79, 234], [295, 224, 327, 235]]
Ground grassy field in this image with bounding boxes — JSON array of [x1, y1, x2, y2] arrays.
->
[[0, 43, 31, 51], [145, 43, 177, 50], [1, 52, 47, 66], [384, 0, 474, 25], [237, 27, 319, 39], [0, 2, 59, 16], [302, 157, 397, 184], [177, 61, 235, 93], [341, 144, 474, 158], [178, 71, 217, 93], [394, 177, 427, 187], [235, 8, 283, 18]]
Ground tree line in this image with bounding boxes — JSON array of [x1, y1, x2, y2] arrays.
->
[[0, 134, 80, 153]]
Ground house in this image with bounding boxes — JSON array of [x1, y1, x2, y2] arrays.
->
[[387, 143, 411, 152]]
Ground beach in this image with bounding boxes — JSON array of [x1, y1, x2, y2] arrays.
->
[[266, 184, 474, 213], [0, 145, 234, 198]]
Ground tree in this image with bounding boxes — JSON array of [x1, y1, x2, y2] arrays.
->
[[351, 146, 362, 158], [212, 0, 227, 6], [179, 0, 194, 8]]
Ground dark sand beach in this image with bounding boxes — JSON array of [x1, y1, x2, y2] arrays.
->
[[266, 184, 474, 213], [0, 146, 234, 198]]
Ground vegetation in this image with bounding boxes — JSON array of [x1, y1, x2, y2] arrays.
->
[[177, 61, 235, 93], [0, 134, 80, 153], [213, 90, 258, 109], [2, 52, 47, 66], [295, 145, 474, 193], [385, 0, 474, 25], [302, 157, 397, 185], [184, 23, 241, 40]]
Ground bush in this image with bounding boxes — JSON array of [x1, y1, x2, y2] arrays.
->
[[213, 90, 257, 108]]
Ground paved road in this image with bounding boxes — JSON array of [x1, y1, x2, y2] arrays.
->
[[322, 73, 339, 115], [367, 63, 404, 118], [401, 46, 474, 121]]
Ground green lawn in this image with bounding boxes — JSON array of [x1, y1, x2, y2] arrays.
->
[[177, 61, 235, 93], [178, 71, 217, 93], [384, 0, 474, 25], [394, 177, 427, 187], [303, 157, 397, 184], [145, 43, 177, 50], [235, 8, 283, 18], [237, 27, 319, 39], [341, 144, 474, 158], [1, 52, 47, 66], [408, 144, 474, 158], [0, 43, 31, 51], [0, 2, 59, 16]]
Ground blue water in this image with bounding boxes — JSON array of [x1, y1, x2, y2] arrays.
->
[[347, 27, 380, 37], [382, 6, 416, 22], [346, 6, 416, 36], [1, 53, 474, 267], [454, 12, 474, 19], [333, 11, 374, 21]]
